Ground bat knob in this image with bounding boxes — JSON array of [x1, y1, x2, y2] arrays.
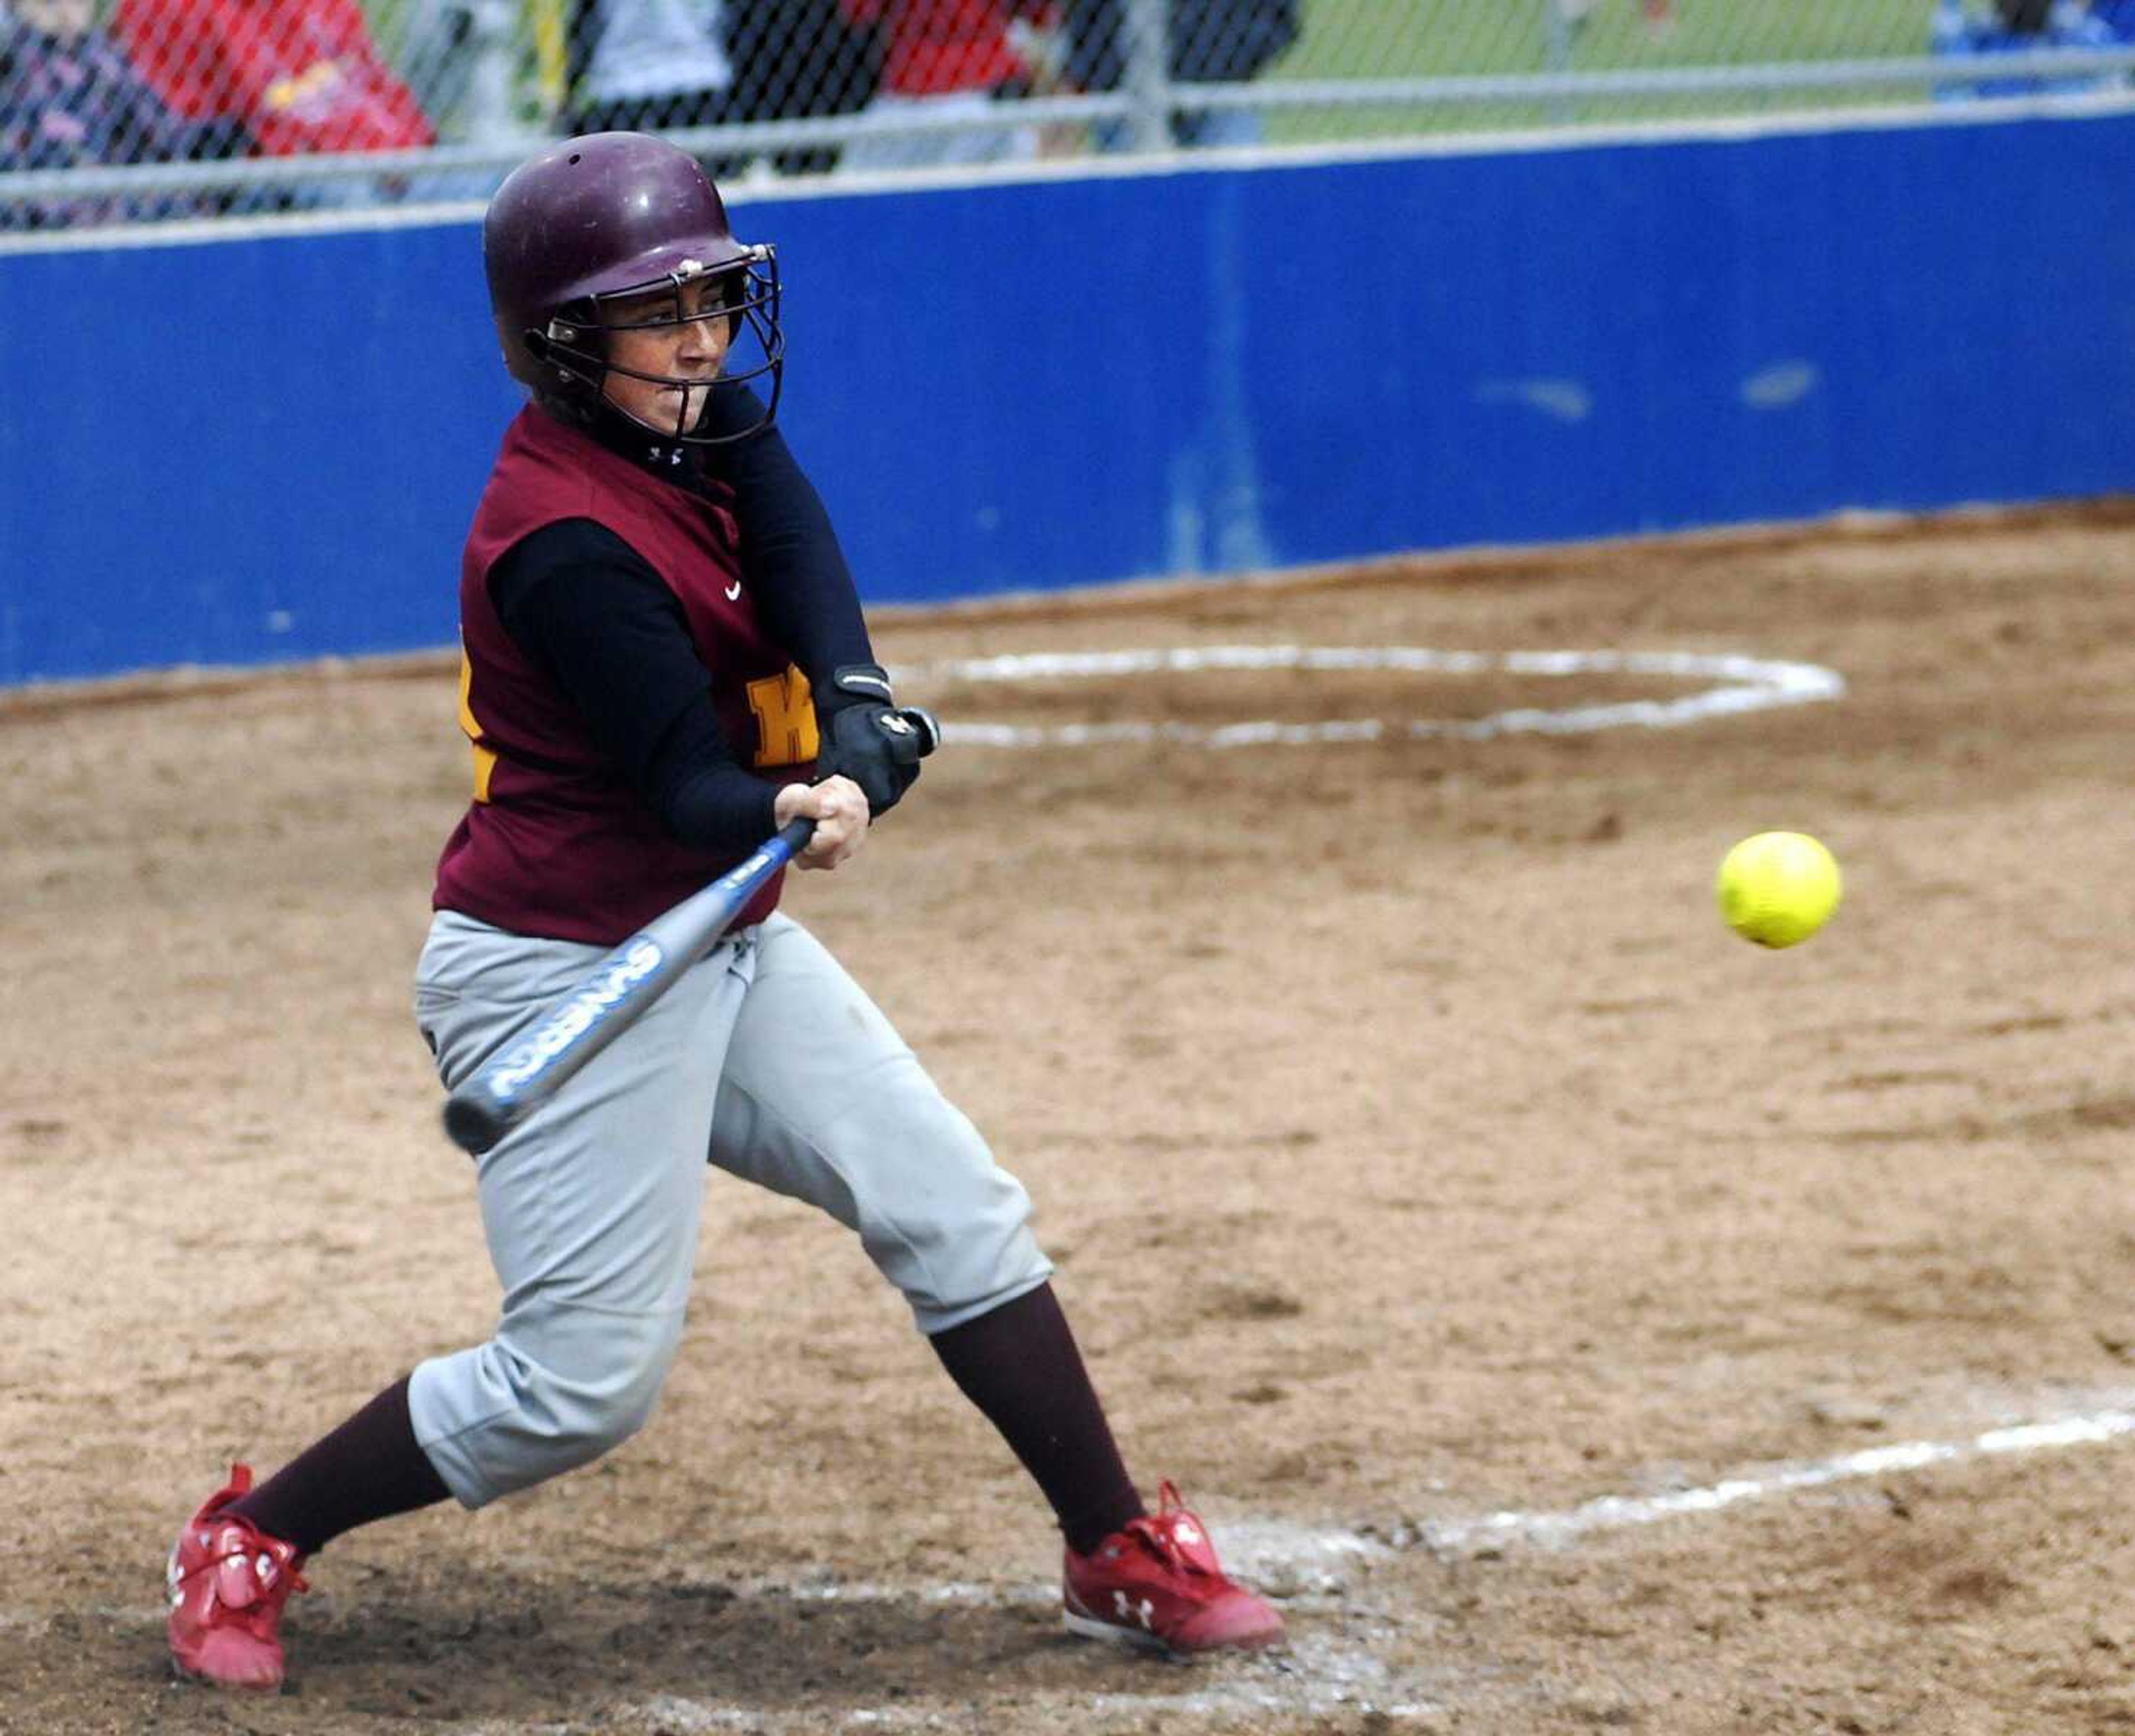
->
[[895, 705, 942, 758], [443, 1091, 509, 1155]]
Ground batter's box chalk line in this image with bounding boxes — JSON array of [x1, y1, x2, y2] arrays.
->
[[85, 1399, 2128, 1728], [894, 644, 1845, 748], [590, 1397, 2135, 1730], [1401, 1400, 2135, 1558]]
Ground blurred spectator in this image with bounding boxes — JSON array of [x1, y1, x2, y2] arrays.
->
[[390, 0, 524, 199], [0, 0, 247, 229], [397, 0, 481, 141], [1062, 0, 1296, 150], [836, 0, 1053, 171], [567, 0, 733, 135], [1931, 0, 2124, 96], [2086, 0, 2135, 34], [567, 0, 878, 177], [728, 0, 882, 173], [112, 0, 437, 205]]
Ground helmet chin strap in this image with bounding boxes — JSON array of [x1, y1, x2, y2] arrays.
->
[[524, 381, 700, 480], [585, 395, 704, 475]]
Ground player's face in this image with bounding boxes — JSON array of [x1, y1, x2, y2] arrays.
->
[[599, 275, 732, 437]]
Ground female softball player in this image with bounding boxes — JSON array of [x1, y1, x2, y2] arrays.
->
[[165, 131, 1282, 1691]]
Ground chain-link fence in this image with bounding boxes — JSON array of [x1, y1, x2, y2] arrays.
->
[[4, 2, 2134, 234]]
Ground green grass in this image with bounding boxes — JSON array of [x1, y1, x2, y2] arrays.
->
[[1267, 0, 1948, 141], [1280, 0, 1937, 78]]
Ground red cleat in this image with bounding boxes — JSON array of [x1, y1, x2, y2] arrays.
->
[[1063, 1481, 1285, 1654], [165, 1465, 308, 1690]]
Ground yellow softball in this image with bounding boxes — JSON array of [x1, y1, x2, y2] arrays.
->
[[1715, 831, 1841, 949]]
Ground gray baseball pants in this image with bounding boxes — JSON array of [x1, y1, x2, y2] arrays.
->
[[405, 907, 1052, 1510]]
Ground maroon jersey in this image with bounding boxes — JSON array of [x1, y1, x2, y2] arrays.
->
[[435, 405, 817, 944]]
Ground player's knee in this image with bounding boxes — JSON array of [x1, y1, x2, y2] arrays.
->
[[863, 1151, 1050, 1332], [496, 1307, 684, 1472], [571, 1328, 676, 1454]]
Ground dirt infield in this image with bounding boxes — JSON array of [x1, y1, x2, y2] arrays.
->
[[6, 501, 2135, 1734]]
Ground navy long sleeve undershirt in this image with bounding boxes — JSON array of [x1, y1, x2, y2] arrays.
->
[[487, 387, 875, 853], [699, 385, 876, 687]]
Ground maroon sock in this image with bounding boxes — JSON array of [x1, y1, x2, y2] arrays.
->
[[929, 1283, 1144, 1556], [228, 1375, 450, 1558]]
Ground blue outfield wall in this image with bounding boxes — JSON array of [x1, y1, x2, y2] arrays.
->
[[4, 106, 2135, 685]]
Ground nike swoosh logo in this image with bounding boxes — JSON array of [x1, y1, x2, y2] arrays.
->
[[724, 580, 742, 601]]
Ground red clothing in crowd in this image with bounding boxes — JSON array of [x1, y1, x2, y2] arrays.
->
[[112, 0, 433, 157], [839, 0, 1052, 96]]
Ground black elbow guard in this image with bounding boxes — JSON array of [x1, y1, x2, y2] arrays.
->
[[815, 664, 926, 817]]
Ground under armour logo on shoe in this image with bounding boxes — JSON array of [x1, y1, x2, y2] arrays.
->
[[1114, 1591, 1155, 1630]]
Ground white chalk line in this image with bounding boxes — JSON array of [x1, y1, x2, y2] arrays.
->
[[57, 1401, 2127, 1727], [1173, 1401, 2135, 1572], [1408, 1403, 2135, 1556], [618, 1396, 2135, 1729], [895, 644, 1846, 748]]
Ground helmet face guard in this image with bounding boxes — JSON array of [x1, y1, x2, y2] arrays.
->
[[484, 133, 786, 446], [533, 247, 783, 444]]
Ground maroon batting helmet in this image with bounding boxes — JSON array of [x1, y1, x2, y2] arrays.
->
[[483, 132, 783, 443]]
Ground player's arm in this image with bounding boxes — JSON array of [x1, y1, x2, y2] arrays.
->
[[489, 519, 778, 852], [702, 384, 923, 819]]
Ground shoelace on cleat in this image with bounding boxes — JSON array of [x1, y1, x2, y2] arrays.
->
[[1123, 1482, 1214, 1579], [191, 1521, 310, 1600]]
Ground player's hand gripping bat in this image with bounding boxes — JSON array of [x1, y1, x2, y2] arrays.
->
[[442, 706, 939, 1155]]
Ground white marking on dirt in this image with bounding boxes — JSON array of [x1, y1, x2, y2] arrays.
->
[[1237, 1400, 2135, 1565], [768, 1575, 1019, 1604], [116, 1403, 2135, 1728], [609, 1626, 1439, 1732], [624, 1699, 766, 1732], [1419, 1404, 2135, 1555], [1206, 1518, 1389, 1596], [902, 644, 1845, 748]]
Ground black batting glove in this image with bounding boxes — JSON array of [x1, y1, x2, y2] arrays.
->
[[815, 664, 925, 817]]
